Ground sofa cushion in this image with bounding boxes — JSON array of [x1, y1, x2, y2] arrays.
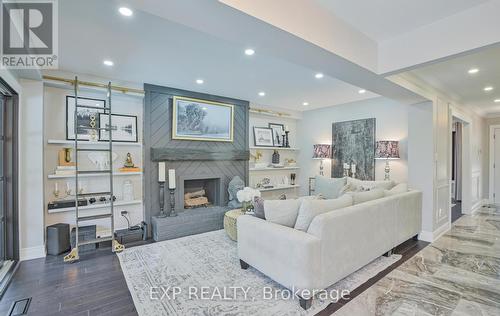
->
[[349, 189, 385, 205], [347, 177, 395, 192], [314, 176, 346, 199], [264, 199, 302, 227], [384, 183, 408, 196], [294, 195, 353, 231], [253, 196, 266, 219]]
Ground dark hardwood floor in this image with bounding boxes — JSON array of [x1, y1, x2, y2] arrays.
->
[[0, 237, 427, 315]]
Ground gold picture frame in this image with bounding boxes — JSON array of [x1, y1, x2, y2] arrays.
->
[[172, 96, 234, 142]]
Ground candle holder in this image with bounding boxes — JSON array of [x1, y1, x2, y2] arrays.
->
[[281, 135, 286, 148], [169, 189, 178, 217], [158, 182, 168, 218], [284, 131, 290, 148]]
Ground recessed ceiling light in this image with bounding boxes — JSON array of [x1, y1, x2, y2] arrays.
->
[[468, 68, 479, 74], [196, 79, 204, 84], [358, 89, 366, 94], [258, 91, 266, 97], [315, 73, 324, 79], [495, 99, 500, 103], [302, 102, 309, 106], [484, 86, 494, 92], [103, 60, 114, 66], [245, 49, 255, 56], [118, 7, 133, 17]]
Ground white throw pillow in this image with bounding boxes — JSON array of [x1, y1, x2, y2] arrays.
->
[[349, 189, 385, 205], [384, 183, 408, 196], [264, 199, 302, 227], [347, 177, 395, 192], [314, 176, 347, 199], [294, 195, 353, 231]]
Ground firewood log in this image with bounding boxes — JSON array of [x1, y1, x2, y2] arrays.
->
[[184, 197, 209, 208], [184, 190, 206, 200]]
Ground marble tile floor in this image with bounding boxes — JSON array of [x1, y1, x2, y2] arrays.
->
[[334, 205, 500, 316]]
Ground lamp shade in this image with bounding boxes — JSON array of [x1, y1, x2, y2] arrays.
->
[[313, 144, 331, 159], [375, 141, 400, 159]]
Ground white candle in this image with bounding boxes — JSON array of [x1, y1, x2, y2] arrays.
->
[[284, 125, 289, 132], [55, 182, 58, 191], [168, 169, 176, 189], [158, 162, 166, 182]]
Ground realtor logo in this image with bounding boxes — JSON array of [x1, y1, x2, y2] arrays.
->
[[1, 0, 58, 69]]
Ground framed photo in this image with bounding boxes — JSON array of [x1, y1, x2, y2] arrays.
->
[[66, 96, 106, 141], [99, 113, 138, 142], [268, 123, 284, 147], [253, 127, 274, 147], [172, 96, 234, 142]]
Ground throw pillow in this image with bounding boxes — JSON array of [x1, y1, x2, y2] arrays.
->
[[349, 189, 385, 205], [384, 183, 408, 197], [253, 196, 266, 219], [294, 195, 353, 231], [347, 177, 395, 192], [314, 176, 347, 199], [264, 199, 302, 227]]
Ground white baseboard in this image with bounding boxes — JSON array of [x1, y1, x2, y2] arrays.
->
[[471, 199, 492, 214], [20, 245, 46, 261], [418, 221, 451, 243]]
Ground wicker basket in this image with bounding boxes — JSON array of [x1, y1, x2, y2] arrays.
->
[[224, 209, 244, 241]]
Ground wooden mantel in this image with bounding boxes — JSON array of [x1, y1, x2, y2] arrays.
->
[[151, 147, 250, 162]]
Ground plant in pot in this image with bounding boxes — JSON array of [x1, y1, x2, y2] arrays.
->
[[236, 187, 261, 213]]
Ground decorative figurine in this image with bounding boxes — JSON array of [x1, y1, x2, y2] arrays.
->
[[272, 150, 280, 164], [228, 176, 245, 208], [58, 148, 76, 167], [119, 152, 141, 172]]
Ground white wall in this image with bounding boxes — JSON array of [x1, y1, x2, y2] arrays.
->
[[296, 97, 409, 195], [19, 79, 45, 260]]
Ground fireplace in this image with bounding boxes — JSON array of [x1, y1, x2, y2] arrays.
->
[[179, 174, 225, 210], [183, 178, 221, 209]]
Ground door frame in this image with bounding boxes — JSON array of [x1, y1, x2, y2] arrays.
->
[[489, 125, 500, 203]]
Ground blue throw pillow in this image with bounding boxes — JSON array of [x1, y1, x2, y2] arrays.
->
[[314, 176, 346, 199]]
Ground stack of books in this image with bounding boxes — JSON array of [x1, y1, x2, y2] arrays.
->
[[55, 165, 76, 175], [119, 167, 141, 172]]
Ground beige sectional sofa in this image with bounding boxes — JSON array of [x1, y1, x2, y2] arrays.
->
[[237, 182, 422, 309]]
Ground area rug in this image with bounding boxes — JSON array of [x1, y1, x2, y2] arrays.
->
[[118, 230, 401, 316]]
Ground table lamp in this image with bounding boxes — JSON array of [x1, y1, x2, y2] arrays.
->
[[313, 144, 331, 176], [375, 141, 400, 180]]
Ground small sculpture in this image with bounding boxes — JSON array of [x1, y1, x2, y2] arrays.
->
[[228, 176, 245, 208], [124, 153, 135, 168]]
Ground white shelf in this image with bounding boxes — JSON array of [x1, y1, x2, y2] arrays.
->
[[258, 185, 300, 192], [47, 139, 142, 147], [48, 171, 142, 179], [250, 146, 300, 151], [48, 200, 142, 214], [250, 167, 300, 171]]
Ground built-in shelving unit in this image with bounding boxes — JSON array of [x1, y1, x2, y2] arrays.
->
[[47, 139, 142, 147], [48, 200, 142, 214], [249, 166, 299, 171], [250, 146, 300, 151], [47, 172, 142, 179], [258, 185, 301, 192]]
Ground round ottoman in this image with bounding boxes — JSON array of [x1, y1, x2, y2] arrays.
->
[[224, 209, 245, 241]]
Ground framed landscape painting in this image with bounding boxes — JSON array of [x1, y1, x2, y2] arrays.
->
[[172, 96, 234, 142], [99, 113, 138, 142], [66, 96, 106, 141], [253, 127, 274, 147]]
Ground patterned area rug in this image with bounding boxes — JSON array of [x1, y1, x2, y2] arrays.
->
[[118, 230, 401, 315]]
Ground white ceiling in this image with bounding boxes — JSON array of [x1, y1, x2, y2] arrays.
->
[[52, 0, 379, 111], [408, 45, 500, 116], [315, 0, 490, 42]]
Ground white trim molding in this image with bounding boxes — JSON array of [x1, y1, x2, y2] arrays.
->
[[20, 245, 46, 261], [419, 221, 451, 243], [489, 125, 500, 203]]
